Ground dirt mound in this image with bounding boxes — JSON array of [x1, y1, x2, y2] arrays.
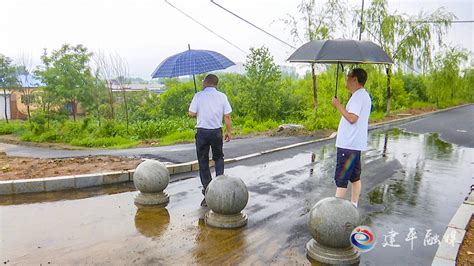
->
[[1, 155, 142, 180]]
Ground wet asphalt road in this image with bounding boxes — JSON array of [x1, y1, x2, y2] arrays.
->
[[398, 104, 474, 147], [0, 104, 472, 162], [1, 126, 472, 265], [1, 105, 473, 265]]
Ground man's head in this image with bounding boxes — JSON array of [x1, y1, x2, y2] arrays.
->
[[345, 68, 367, 91], [202, 74, 219, 88]]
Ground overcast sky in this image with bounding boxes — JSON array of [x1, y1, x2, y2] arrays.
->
[[2, 0, 473, 79]]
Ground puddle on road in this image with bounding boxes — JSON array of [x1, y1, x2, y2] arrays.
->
[[1, 129, 472, 265]]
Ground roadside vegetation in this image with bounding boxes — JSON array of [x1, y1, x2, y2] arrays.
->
[[0, 0, 472, 148]]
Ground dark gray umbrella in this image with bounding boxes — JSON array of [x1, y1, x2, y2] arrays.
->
[[287, 39, 393, 96]]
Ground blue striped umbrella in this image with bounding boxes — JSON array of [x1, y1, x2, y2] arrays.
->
[[151, 47, 235, 92]]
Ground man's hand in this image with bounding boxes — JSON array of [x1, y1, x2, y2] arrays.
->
[[332, 97, 359, 124], [224, 114, 232, 142], [331, 97, 342, 110], [224, 132, 232, 142]]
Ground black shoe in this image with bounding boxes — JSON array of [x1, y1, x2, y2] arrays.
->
[[200, 198, 207, 207]]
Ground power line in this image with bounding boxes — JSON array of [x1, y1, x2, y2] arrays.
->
[[164, 0, 247, 54], [210, 0, 296, 49], [366, 20, 474, 24]]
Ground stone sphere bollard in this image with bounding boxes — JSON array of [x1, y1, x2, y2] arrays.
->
[[306, 197, 361, 264], [133, 160, 170, 206], [204, 175, 249, 228]]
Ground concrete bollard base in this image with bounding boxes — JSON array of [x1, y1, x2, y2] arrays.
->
[[134, 191, 169, 207], [306, 239, 360, 265], [205, 210, 248, 229]]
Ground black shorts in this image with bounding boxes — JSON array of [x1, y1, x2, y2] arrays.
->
[[334, 147, 361, 188]]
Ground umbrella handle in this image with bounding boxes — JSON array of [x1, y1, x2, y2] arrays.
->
[[335, 63, 340, 98], [192, 74, 197, 93]]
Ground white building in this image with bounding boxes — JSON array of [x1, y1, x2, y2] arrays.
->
[[0, 91, 11, 120]]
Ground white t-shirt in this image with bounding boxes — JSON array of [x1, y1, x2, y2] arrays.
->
[[335, 88, 372, 151], [188, 87, 232, 129]]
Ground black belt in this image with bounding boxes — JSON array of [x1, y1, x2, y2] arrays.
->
[[196, 128, 222, 131]]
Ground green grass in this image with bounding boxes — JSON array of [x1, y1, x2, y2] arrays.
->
[[233, 118, 280, 135], [0, 120, 26, 135], [19, 125, 139, 149], [69, 136, 140, 149], [6, 98, 465, 149], [159, 130, 195, 146]]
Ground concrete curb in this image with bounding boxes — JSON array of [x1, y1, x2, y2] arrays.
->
[[0, 170, 133, 195], [0, 104, 471, 195], [432, 189, 474, 265]]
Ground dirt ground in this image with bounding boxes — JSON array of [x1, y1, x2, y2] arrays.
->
[[0, 106, 444, 181], [0, 155, 142, 180], [457, 215, 474, 265]]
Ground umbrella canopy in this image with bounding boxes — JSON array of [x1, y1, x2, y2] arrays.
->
[[287, 39, 393, 96], [152, 49, 234, 77], [287, 39, 393, 64], [151, 48, 235, 93]]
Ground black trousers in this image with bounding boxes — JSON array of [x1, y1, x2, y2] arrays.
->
[[195, 128, 224, 195]]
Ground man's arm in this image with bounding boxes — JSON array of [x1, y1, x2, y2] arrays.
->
[[224, 113, 232, 142], [331, 97, 359, 124], [188, 94, 198, 117]]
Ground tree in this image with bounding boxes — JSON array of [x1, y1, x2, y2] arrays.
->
[[243, 47, 282, 121], [427, 47, 468, 106], [284, 0, 345, 109], [35, 44, 95, 121], [361, 0, 454, 113], [15, 53, 36, 121], [218, 73, 249, 118], [461, 68, 474, 102], [128, 91, 161, 122], [0, 54, 18, 123], [90, 71, 109, 127], [402, 73, 428, 102], [93, 51, 116, 120], [110, 54, 131, 131], [160, 79, 194, 117]]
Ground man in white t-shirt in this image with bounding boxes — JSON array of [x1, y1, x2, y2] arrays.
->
[[188, 74, 233, 206], [331, 68, 372, 208]]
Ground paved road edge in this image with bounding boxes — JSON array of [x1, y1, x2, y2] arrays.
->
[[432, 189, 474, 265]]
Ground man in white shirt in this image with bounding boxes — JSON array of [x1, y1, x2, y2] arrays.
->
[[188, 74, 233, 206], [331, 68, 372, 208]]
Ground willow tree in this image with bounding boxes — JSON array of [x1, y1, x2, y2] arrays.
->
[[360, 0, 454, 113], [284, 0, 345, 109], [428, 47, 468, 106]]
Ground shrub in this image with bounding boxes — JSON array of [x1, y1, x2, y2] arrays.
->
[[0, 120, 25, 135], [369, 111, 385, 122]]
